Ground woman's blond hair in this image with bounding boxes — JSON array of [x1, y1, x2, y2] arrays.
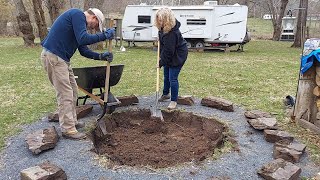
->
[[154, 7, 176, 33]]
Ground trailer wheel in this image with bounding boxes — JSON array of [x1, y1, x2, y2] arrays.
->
[[194, 41, 205, 48], [186, 41, 193, 49]]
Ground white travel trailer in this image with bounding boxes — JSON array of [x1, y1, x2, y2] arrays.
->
[[121, 1, 250, 49]]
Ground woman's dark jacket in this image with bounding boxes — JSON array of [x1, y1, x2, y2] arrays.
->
[[159, 19, 188, 67]]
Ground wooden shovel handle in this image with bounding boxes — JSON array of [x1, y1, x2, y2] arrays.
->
[[104, 19, 113, 103], [156, 41, 160, 92]]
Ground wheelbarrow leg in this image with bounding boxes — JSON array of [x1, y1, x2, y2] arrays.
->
[[83, 95, 89, 105]]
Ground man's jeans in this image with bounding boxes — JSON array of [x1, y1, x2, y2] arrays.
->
[[41, 49, 78, 133], [163, 65, 182, 101]]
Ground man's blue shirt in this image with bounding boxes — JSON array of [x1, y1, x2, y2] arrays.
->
[[41, 9, 106, 62]]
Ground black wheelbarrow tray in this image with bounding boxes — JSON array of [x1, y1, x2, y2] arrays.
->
[[73, 64, 124, 113]]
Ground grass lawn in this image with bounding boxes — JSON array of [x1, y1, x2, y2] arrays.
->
[[0, 36, 320, 163], [247, 18, 273, 39]]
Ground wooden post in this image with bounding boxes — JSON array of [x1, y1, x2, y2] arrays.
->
[[118, 18, 123, 48], [105, 18, 110, 49], [294, 65, 317, 123], [114, 18, 123, 48]]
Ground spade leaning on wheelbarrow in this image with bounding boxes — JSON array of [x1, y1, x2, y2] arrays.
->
[[40, 8, 115, 140]]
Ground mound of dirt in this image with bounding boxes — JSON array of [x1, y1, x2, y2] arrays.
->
[[91, 109, 228, 168]]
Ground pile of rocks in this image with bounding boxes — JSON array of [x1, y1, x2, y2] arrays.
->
[[22, 104, 94, 179], [245, 110, 307, 179]]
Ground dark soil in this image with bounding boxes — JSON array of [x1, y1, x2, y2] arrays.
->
[[91, 109, 228, 168]]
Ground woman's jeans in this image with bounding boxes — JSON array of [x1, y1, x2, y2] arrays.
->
[[163, 65, 182, 101]]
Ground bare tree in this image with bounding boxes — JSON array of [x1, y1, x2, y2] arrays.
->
[[0, 0, 11, 35], [32, 0, 47, 41], [292, 0, 308, 48], [267, 0, 289, 40], [218, 0, 231, 4], [46, 0, 64, 24], [13, 0, 35, 46], [68, 0, 83, 8], [84, 0, 104, 10]]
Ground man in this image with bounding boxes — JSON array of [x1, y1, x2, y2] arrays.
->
[[41, 8, 115, 140]]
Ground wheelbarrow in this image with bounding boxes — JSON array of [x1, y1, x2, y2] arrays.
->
[[73, 64, 124, 114]]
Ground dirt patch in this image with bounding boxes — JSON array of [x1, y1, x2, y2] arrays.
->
[[90, 109, 228, 168]]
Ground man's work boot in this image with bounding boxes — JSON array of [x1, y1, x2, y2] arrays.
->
[[168, 101, 177, 110], [75, 121, 85, 129], [62, 130, 86, 140], [158, 94, 170, 102]]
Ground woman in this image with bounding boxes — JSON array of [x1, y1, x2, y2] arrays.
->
[[155, 7, 188, 109]]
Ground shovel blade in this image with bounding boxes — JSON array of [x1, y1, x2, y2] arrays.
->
[[151, 92, 164, 121], [96, 104, 108, 136], [151, 110, 164, 121], [97, 118, 108, 135]]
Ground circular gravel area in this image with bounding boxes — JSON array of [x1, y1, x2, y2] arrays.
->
[[0, 96, 319, 179]]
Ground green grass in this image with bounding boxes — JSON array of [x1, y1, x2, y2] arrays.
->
[[0, 37, 320, 164], [247, 18, 273, 39]]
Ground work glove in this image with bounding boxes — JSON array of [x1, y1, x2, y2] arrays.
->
[[100, 52, 113, 62], [103, 28, 115, 40]]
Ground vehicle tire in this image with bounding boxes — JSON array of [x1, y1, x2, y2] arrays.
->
[[243, 31, 251, 44], [194, 41, 205, 48], [186, 41, 193, 49]]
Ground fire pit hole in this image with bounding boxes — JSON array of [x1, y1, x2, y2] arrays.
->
[[91, 109, 228, 168]]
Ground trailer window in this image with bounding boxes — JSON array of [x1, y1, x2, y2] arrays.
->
[[138, 16, 151, 24], [187, 19, 206, 25]]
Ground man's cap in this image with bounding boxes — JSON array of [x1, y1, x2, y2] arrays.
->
[[88, 8, 105, 32]]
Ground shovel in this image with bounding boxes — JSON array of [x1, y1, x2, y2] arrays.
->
[[151, 41, 164, 121], [96, 21, 114, 136]]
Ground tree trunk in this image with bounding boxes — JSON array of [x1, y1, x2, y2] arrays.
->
[[292, 0, 308, 48], [32, 0, 47, 41], [47, 0, 64, 24], [0, 20, 7, 35], [268, 0, 289, 41], [13, 0, 35, 46]]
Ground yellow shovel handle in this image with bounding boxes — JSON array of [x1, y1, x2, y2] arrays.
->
[[156, 41, 160, 92]]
